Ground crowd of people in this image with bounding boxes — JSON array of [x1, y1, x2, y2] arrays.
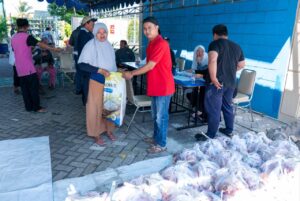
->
[[8, 15, 245, 153]]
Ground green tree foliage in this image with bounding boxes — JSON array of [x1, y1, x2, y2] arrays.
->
[[127, 19, 139, 44], [17, 0, 32, 18], [0, 16, 7, 42], [47, 3, 87, 24], [64, 22, 71, 38]]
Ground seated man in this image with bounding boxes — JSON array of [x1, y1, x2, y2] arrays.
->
[[115, 40, 135, 67], [33, 39, 56, 89]]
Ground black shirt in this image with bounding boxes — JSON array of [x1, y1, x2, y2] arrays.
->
[[69, 26, 81, 51], [208, 38, 244, 88], [27, 35, 39, 47], [115, 47, 135, 65], [77, 29, 94, 57]]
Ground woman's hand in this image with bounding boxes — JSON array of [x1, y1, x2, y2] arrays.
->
[[98, 68, 110, 77]]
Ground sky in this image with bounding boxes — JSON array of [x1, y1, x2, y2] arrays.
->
[[4, 0, 48, 17]]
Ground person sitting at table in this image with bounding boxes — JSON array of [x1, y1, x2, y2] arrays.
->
[[115, 40, 135, 67], [78, 23, 117, 146], [186, 45, 208, 121], [32, 38, 57, 90]]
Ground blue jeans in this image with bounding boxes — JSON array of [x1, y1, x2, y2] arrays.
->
[[151, 95, 172, 147], [205, 84, 235, 138]]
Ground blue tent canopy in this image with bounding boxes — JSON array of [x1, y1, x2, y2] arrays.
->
[[37, 0, 89, 11], [37, 0, 147, 11]]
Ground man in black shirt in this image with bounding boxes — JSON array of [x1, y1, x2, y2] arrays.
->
[[77, 16, 97, 104], [69, 25, 82, 94], [196, 24, 245, 140], [115, 40, 135, 67]]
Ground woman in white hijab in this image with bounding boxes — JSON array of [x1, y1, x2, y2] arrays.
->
[[191, 45, 208, 71], [78, 23, 117, 145], [187, 45, 208, 121]]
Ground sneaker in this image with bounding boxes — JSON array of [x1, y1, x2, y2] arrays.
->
[[219, 127, 233, 137]]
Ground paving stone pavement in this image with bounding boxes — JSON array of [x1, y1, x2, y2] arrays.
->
[[0, 58, 296, 182]]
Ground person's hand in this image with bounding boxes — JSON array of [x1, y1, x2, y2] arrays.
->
[[122, 71, 133, 80], [211, 78, 222, 89], [98, 68, 110, 77]]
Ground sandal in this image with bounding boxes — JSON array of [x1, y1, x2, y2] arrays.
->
[[107, 132, 116, 141], [144, 137, 155, 145], [95, 137, 105, 146], [147, 145, 167, 153]]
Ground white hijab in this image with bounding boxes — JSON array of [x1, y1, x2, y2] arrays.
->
[[191, 45, 208, 70], [78, 23, 117, 72]]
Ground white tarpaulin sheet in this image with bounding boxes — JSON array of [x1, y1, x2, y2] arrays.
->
[[0, 137, 53, 201]]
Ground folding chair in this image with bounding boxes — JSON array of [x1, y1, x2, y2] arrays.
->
[[233, 69, 256, 122], [125, 80, 152, 133]]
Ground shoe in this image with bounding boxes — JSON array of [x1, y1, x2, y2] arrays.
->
[[219, 127, 233, 137], [194, 131, 211, 141]]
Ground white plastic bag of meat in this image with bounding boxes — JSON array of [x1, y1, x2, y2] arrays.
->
[[161, 161, 195, 184], [214, 168, 248, 196], [242, 152, 263, 168]]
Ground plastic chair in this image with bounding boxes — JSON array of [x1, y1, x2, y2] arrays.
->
[[125, 80, 152, 133], [233, 69, 256, 121]]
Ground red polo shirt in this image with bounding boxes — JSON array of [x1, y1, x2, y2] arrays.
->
[[146, 35, 175, 96]]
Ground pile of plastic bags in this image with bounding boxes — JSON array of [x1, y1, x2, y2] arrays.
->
[[66, 132, 300, 201]]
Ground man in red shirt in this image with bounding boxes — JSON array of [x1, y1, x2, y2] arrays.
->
[[123, 16, 175, 153]]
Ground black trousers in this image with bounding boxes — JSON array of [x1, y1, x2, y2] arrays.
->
[[19, 73, 41, 111], [13, 65, 20, 87], [186, 86, 207, 119], [81, 75, 89, 106]]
